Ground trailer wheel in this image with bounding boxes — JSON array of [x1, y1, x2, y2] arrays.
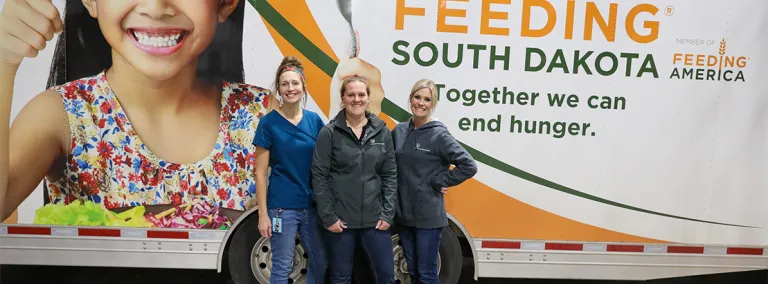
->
[[227, 214, 310, 284], [352, 227, 462, 284]]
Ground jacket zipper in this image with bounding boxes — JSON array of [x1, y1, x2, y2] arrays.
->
[[361, 127, 383, 228], [360, 140, 365, 228], [338, 122, 382, 228]]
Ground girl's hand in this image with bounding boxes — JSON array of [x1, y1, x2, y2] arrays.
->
[[258, 216, 272, 239], [336, 57, 384, 115], [441, 187, 449, 195], [0, 0, 63, 67]]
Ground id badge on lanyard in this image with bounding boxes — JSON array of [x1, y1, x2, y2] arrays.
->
[[272, 208, 283, 233]]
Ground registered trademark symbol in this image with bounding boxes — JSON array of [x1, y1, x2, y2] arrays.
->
[[665, 6, 674, 16]]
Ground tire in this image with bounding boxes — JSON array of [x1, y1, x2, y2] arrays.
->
[[436, 228, 463, 284], [352, 226, 463, 284], [228, 215, 263, 284], [226, 214, 311, 284]]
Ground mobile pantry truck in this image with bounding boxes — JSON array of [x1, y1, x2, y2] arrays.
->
[[2, 0, 768, 283]]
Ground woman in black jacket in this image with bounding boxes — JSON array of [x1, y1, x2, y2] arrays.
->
[[311, 75, 397, 284]]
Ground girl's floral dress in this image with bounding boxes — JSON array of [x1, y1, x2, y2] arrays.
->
[[46, 71, 269, 211]]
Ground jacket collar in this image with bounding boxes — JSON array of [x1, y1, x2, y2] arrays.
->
[[331, 109, 385, 141], [408, 117, 443, 130]]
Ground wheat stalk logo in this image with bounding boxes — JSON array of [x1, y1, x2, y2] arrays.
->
[[719, 39, 727, 55], [717, 38, 727, 70]]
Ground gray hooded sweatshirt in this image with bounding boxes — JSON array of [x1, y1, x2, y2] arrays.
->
[[391, 119, 478, 229]]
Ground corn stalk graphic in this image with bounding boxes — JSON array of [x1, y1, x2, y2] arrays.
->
[[719, 38, 726, 70]]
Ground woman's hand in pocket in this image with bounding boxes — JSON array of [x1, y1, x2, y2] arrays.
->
[[327, 219, 346, 233], [376, 220, 390, 231]]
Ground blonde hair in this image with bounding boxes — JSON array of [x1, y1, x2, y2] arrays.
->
[[339, 75, 371, 109], [409, 79, 438, 110]]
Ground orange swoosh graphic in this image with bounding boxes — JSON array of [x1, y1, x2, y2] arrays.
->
[[447, 179, 667, 243]]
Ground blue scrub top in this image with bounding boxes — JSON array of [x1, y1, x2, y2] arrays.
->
[[252, 109, 325, 209]]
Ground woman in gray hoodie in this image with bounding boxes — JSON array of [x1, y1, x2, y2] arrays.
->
[[391, 79, 478, 284]]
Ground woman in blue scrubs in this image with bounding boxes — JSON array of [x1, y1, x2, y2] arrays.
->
[[253, 56, 328, 284]]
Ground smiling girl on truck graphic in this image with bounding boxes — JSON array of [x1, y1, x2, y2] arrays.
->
[[0, 0, 280, 227]]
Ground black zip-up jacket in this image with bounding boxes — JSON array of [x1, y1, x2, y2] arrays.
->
[[311, 110, 398, 229]]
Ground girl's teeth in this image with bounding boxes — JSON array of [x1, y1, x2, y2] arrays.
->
[[133, 31, 182, 48]]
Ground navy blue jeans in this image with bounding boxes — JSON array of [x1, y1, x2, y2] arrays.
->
[[326, 227, 395, 284], [399, 226, 443, 284], [267, 208, 328, 284]]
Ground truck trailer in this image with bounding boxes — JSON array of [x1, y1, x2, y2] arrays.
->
[[2, 0, 768, 283]]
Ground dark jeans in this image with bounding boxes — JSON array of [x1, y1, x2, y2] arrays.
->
[[326, 227, 395, 284], [399, 226, 443, 284], [267, 208, 328, 284]]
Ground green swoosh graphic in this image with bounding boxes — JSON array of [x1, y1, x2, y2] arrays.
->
[[248, 0, 337, 76], [250, 0, 757, 229], [456, 142, 757, 228]]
